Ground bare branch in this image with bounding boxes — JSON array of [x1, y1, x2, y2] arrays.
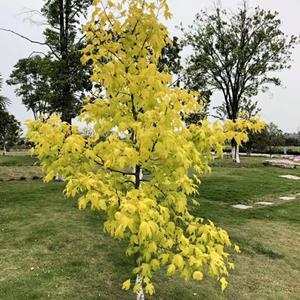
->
[[28, 51, 47, 58], [0, 27, 60, 60], [0, 27, 46, 45], [168, 74, 185, 88], [76, 34, 86, 46]]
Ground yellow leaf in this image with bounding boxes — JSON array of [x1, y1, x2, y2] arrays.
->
[[172, 254, 185, 270], [193, 271, 203, 281], [167, 264, 176, 275], [234, 245, 241, 253], [145, 283, 155, 295], [220, 277, 228, 291], [122, 279, 131, 290]]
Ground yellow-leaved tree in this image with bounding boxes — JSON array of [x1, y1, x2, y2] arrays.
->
[[26, 0, 264, 298]]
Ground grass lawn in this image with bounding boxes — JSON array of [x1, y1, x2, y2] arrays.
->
[[0, 154, 38, 167], [0, 157, 300, 299]]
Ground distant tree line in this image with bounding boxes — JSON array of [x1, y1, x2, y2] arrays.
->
[[283, 132, 300, 147], [242, 123, 300, 155]]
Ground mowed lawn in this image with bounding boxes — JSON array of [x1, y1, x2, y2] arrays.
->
[[0, 156, 300, 299]]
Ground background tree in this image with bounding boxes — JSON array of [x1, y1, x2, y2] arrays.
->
[[0, 74, 10, 110], [284, 132, 300, 147], [182, 3, 298, 162], [245, 122, 284, 155], [0, 110, 21, 154], [7, 56, 53, 120], [26, 1, 253, 298], [158, 36, 182, 80], [4, 0, 92, 123], [41, 0, 92, 123]]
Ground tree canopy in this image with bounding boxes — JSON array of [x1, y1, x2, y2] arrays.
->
[[7, 56, 53, 120], [183, 4, 298, 121]]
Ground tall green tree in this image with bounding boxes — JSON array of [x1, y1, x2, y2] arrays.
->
[[183, 3, 298, 162], [5, 0, 92, 124], [41, 0, 92, 123]]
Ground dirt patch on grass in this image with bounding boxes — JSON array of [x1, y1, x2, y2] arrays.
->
[[0, 166, 43, 181]]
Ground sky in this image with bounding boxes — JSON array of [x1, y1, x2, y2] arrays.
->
[[0, 0, 299, 133]]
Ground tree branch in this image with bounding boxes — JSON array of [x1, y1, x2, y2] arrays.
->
[[28, 51, 47, 58], [95, 155, 135, 176], [0, 27, 46, 45], [0, 27, 60, 60]]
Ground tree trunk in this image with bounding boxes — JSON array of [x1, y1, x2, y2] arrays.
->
[[231, 139, 240, 163], [58, 0, 73, 125], [235, 143, 240, 163], [61, 113, 72, 124], [231, 140, 236, 161], [134, 163, 145, 300], [136, 274, 145, 300]]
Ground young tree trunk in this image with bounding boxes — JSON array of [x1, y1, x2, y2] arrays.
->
[[134, 165, 145, 300], [231, 139, 240, 163], [235, 143, 240, 163], [3, 144, 7, 155], [2, 135, 7, 155], [136, 274, 145, 300], [231, 140, 236, 161]]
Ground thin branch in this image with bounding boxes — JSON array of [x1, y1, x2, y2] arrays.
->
[[153, 184, 167, 198], [76, 34, 86, 46], [99, 1, 114, 28], [105, 47, 125, 64], [95, 155, 135, 176], [0, 27, 46, 45], [19, 8, 44, 18], [28, 51, 47, 58], [0, 27, 60, 60], [107, 167, 135, 176], [168, 74, 185, 88]]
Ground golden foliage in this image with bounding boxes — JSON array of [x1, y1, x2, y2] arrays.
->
[[26, 0, 264, 295]]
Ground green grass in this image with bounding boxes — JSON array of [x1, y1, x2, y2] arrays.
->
[[202, 158, 300, 204], [0, 154, 38, 166], [0, 157, 300, 299], [212, 156, 268, 168]]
